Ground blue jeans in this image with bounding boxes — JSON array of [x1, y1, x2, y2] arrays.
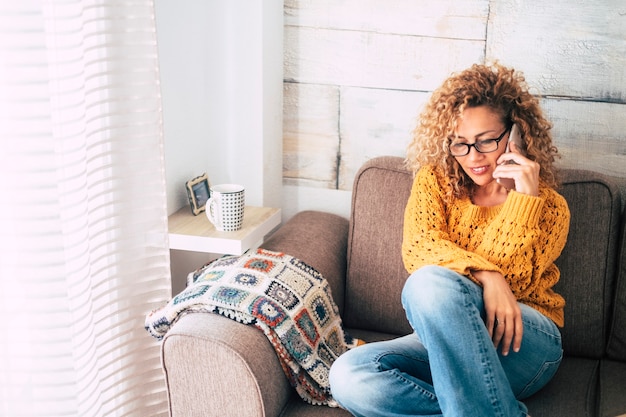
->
[[329, 266, 563, 417]]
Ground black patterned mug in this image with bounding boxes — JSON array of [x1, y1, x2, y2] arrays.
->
[[206, 184, 245, 231]]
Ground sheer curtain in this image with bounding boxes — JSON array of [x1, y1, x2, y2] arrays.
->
[[0, 1, 171, 416]]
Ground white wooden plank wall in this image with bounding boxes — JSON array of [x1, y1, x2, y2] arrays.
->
[[283, 0, 626, 192], [487, 0, 626, 180]]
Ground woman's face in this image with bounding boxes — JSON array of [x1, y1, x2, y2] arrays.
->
[[452, 106, 509, 188]]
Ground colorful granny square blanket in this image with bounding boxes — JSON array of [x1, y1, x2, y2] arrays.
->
[[145, 248, 361, 406]]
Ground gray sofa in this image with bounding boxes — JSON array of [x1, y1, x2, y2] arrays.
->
[[161, 156, 626, 417]]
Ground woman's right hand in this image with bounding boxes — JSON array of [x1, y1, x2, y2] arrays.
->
[[472, 270, 523, 356], [494, 142, 540, 197]]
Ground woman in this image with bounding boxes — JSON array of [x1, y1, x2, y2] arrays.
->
[[328, 63, 570, 416]]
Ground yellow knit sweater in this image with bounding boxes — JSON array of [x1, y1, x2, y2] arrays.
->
[[402, 165, 570, 327]]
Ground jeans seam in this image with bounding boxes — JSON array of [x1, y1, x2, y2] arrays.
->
[[516, 353, 563, 399], [522, 319, 562, 342]]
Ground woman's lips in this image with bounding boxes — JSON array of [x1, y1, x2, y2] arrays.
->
[[470, 166, 490, 175]]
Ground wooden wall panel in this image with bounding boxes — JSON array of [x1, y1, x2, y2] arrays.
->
[[285, 0, 488, 40], [543, 98, 626, 178], [283, 1, 626, 198], [284, 25, 485, 92], [283, 82, 340, 188], [338, 87, 428, 190], [487, 0, 626, 101]]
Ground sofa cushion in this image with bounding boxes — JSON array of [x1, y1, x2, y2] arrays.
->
[[281, 394, 351, 417], [524, 357, 599, 416], [554, 170, 622, 358], [345, 156, 412, 335], [598, 360, 626, 417]]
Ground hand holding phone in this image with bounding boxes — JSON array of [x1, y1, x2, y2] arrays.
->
[[497, 124, 525, 190]]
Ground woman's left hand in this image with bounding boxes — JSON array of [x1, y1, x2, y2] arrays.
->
[[473, 270, 524, 356], [493, 142, 540, 196]]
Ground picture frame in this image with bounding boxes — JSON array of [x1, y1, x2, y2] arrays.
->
[[185, 173, 211, 215]]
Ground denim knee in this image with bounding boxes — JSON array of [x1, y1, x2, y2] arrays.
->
[[328, 349, 360, 406], [402, 266, 460, 309]]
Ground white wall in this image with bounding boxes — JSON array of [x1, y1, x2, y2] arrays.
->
[[155, 0, 284, 294], [155, 0, 283, 216]]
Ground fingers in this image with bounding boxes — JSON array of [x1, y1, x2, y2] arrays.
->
[[513, 317, 524, 353], [486, 315, 496, 339], [492, 317, 506, 353], [477, 270, 524, 356], [490, 311, 523, 356], [494, 158, 540, 196]]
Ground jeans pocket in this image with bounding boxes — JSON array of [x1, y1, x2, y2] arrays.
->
[[516, 349, 563, 399]]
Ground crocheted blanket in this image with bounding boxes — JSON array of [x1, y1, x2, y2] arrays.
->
[[145, 248, 360, 406]]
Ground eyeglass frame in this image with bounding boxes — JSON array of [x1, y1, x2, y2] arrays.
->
[[448, 126, 511, 157]]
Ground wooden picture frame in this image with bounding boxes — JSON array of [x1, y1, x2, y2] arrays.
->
[[185, 173, 211, 215]]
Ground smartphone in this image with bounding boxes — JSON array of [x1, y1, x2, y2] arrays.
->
[[506, 124, 526, 156], [497, 124, 525, 190]]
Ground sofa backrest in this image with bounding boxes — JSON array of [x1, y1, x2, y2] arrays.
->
[[345, 156, 623, 359], [606, 218, 626, 361], [553, 171, 622, 358], [344, 156, 413, 335]]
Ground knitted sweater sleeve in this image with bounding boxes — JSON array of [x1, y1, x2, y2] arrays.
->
[[401, 166, 502, 276]]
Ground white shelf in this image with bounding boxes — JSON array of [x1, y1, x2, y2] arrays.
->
[[168, 206, 281, 255]]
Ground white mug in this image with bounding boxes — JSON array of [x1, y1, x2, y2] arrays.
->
[[206, 184, 245, 231]]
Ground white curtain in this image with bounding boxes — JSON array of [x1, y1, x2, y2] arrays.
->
[[0, 1, 171, 416]]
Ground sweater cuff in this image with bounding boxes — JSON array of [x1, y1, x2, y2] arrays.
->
[[502, 191, 544, 228]]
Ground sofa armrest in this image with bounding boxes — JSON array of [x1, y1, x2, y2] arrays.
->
[[261, 210, 349, 314], [162, 312, 292, 417], [161, 211, 349, 417]]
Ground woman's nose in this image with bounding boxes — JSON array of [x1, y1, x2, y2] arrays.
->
[[466, 146, 484, 160]]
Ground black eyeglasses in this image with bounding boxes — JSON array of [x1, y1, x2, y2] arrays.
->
[[448, 127, 510, 157]]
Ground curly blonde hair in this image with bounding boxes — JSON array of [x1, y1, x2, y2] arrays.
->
[[406, 63, 560, 201]]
